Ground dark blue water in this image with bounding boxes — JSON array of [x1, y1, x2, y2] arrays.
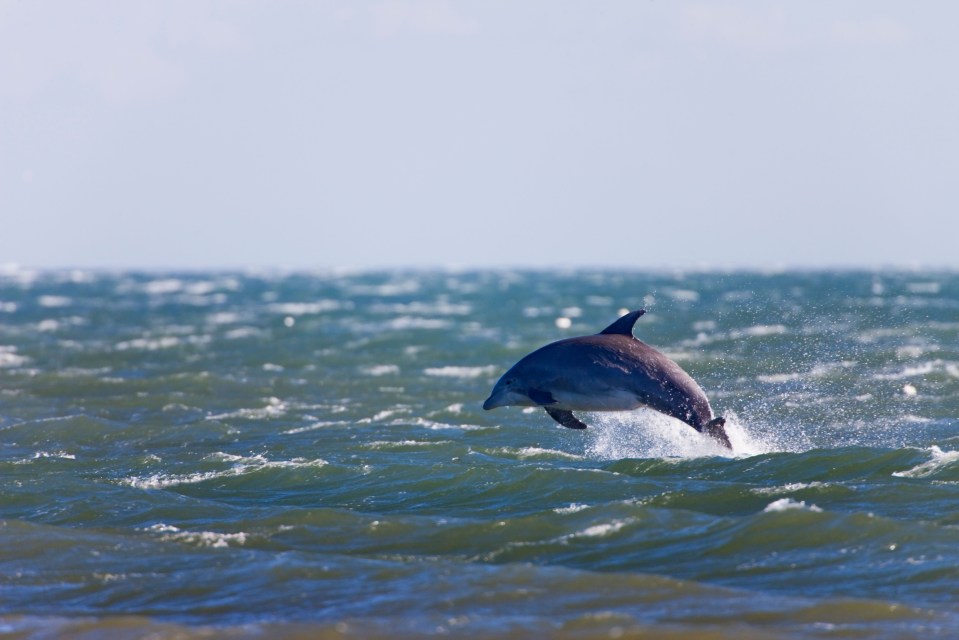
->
[[2, 268, 959, 638]]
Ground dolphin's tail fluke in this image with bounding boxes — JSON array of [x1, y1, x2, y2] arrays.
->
[[704, 417, 731, 449]]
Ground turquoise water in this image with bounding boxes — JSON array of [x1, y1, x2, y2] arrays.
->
[[2, 268, 959, 638]]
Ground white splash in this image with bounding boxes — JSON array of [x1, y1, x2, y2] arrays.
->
[[584, 411, 765, 460]]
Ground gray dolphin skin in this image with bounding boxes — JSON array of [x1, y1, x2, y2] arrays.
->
[[483, 309, 731, 449]]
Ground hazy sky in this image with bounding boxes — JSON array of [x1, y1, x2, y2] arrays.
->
[[2, 1, 957, 271]]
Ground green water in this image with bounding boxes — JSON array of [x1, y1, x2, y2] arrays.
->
[[2, 269, 959, 638]]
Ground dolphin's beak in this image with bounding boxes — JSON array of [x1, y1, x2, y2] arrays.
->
[[482, 393, 501, 410], [483, 386, 510, 410]]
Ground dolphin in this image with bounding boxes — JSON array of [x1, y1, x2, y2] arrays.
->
[[483, 309, 731, 449]]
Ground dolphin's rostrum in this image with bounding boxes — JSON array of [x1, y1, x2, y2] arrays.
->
[[483, 309, 731, 449]]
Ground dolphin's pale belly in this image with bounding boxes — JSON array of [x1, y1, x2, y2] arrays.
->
[[549, 389, 644, 412]]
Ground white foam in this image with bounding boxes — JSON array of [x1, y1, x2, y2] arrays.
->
[[756, 372, 802, 384], [38, 295, 72, 308], [115, 336, 181, 351], [499, 447, 584, 460], [387, 316, 449, 330], [906, 282, 941, 294], [281, 420, 348, 434], [362, 364, 400, 376], [424, 365, 497, 379], [752, 482, 826, 496], [143, 523, 248, 548], [124, 455, 328, 489], [224, 327, 265, 340], [268, 300, 344, 315], [370, 301, 472, 316], [0, 346, 28, 368], [893, 446, 959, 478], [572, 520, 630, 538], [553, 503, 590, 514], [207, 312, 241, 325], [666, 288, 700, 302], [144, 279, 184, 295], [207, 397, 287, 420], [763, 498, 822, 513], [365, 440, 451, 449], [33, 450, 76, 460], [730, 324, 788, 339], [873, 360, 940, 380]]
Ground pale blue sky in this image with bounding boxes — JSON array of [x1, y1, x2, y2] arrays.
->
[[2, 1, 957, 270]]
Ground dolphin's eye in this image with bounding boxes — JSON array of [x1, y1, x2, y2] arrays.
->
[[505, 379, 514, 386]]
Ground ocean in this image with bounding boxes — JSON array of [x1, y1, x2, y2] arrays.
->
[[1, 268, 959, 638]]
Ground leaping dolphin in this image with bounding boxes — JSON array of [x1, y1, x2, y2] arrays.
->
[[483, 309, 731, 449]]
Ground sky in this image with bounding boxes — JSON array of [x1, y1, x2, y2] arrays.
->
[[2, 1, 958, 271]]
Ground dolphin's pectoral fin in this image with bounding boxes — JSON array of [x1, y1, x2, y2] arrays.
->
[[545, 407, 588, 430], [704, 417, 731, 449], [527, 388, 557, 405]]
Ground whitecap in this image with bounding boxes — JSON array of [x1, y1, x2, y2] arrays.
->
[[361, 364, 400, 376], [387, 316, 449, 330], [348, 280, 421, 297], [666, 288, 699, 302], [730, 324, 788, 339], [553, 503, 590, 514], [370, 301, 471, 316], [893, 446, 959, 478], [572, 520, 631, 538], [33, 450, 76, 460], [124, 455, 328, 489], [763, 498, 822, 513], [144, 279, 184, 295], [224, 327, 265, 340], [498, 447, 584, 460], [424, 365, 497, 379], [906, 282, 941, 295], [281, 420, 349, 434], [207, 397, 287, 420], [38, 295, 72, 308], [115, 336, 181, 351], [268, 300, 344, 315], [873, 361, 940, 380], [752, 482, 827, 496], [207, 312, 241, 325], [756, 372, 802, 384], [143, 523, 248, 548], [0, 346, 28, 368], [365, 440, 451, 449]]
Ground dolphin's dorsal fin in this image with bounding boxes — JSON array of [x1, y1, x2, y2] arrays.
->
[[599, 309, 646, 336]]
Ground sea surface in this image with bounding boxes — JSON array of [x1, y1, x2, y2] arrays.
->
[[2, 268, 959, 639]]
